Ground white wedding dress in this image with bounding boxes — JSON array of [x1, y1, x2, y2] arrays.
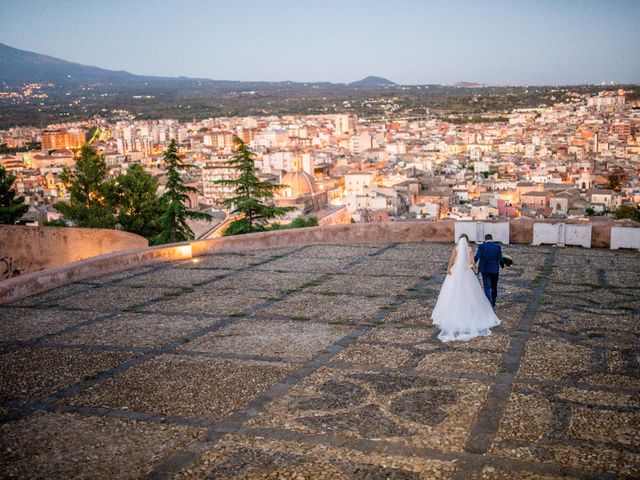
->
[[432, 237, 500, 342]]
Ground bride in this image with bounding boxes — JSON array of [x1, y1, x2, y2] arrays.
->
[[431, 234, 500, 342]]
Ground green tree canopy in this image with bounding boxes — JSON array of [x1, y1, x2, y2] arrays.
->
[[108, 164, 166, 240], [155, 140, 212, 244], [53, 144, 116, 228], [607, 168, 625, 192], [614, 204, 640, 222], [0, 165, 29, 224], [216, 136, 293, 235], [270, 216, 319, 230]]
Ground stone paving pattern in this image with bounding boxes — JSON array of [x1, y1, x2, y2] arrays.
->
[[0, 243, 639, 479]]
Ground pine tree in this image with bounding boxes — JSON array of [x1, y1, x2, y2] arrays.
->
[[53, 144, 116, 228], [0, 165, 29, 224], [155, 140, 212, 244], [215, 136, 293, 235], [108, 164, 166, 240]]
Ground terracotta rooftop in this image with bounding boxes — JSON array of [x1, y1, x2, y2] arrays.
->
[[1, 242, 639, 478]]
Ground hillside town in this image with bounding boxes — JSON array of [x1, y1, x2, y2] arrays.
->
[[1, 89, 639, 231]]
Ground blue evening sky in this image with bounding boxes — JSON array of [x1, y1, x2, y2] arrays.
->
[[1, 0, 639, 85]]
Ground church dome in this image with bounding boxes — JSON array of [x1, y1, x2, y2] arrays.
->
[[281, 170, 316, 197]]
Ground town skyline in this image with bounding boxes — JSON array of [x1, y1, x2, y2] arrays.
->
[[3, 87, 638, 235], [1, 0, 639, 85]]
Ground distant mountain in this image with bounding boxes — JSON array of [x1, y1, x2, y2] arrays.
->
[[0, 43, 404, 93], [0, 42, 156, 86], [349, 76, 397, 87]]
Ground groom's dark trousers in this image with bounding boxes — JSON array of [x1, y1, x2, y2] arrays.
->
[[482, 273, 499, 307], [475, 241, 504, 307]]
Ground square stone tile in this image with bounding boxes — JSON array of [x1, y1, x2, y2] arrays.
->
[[492, 383, 552, 445], [479, 465, 577, 479], [307, 273, 419, 297], [143, 289, 266, 315], [491, 384, 640, 478], [568, 406, 640, 446], [300, 244, 380, 259], [68, 355, 293, 420], [50, 313, 219, 348], [346, 259, 437, 278], [606, 270, 640, 288], [0, 412, 202, 479], [60, 285, 174, 311], [416, 349, 504, 376], [180, 319, 353, 362], [360, 326, 435, 344], [448, 332, 511, 353], [580, 372, 640, 389], [0, 347, 136, 400], [174, 252, 258, 270], [532, 308, 639, 346], [0, 307, 103, 342], [373, 246, 448, 263], [384, 299, 435, 325], [119, 267, 225, 288], [335, 342, 413, 368], [493, 302, 528, 331], [517, 336, 591, 382], [495, 281, 533, 300], [556, 386, 640, 409], [248, 367, 489, 452], [206, 247, 301, 261], [174, 437, 447, 480], [502, 266, 542, 283], [210, 270, 318, 292], [85, 266, 157, 285], [6, 283, 92, 307], [539, 289, 621, 310], [550, 266, 599, 285], [256, 255, 354, 273], [393, 242, 453, 257], [256, 292, 387, 323]]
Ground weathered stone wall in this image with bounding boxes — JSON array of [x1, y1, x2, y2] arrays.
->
[[2, 219, 639, 305], [0, 225, 148, 280], [190, 220, 456, 256], [0, 243, 191, 304]]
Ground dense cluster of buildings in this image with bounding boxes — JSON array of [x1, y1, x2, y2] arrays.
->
[[1, 89, 639, 229]]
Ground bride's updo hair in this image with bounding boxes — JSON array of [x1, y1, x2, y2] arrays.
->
[[459, 233, 469, 242]]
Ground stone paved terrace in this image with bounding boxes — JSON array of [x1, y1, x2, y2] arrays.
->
[[0, 242, 639, 479]]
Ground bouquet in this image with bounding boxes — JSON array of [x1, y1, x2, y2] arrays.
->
[[502, 255, 514, 267]]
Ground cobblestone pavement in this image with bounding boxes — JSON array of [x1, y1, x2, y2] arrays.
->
[[1, 243, 639, 479]]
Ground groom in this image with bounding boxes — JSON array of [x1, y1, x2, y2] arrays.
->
[[474, 234, 504, 307]]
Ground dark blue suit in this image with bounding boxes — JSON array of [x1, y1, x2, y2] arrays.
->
[[474, 241, 504, 307]]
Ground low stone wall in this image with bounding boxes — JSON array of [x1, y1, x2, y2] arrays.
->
[[191, 220, 455, 256], [0, 243, 192, 304], [1, 218, 638, 305], [0, 225, 148, 280]]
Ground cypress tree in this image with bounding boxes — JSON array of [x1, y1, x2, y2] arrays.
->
[[155, 140, 211, 244], [215, 136, 293, 235]]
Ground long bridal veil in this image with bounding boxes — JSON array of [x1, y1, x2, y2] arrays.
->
[[431, 236, 500, 342]]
